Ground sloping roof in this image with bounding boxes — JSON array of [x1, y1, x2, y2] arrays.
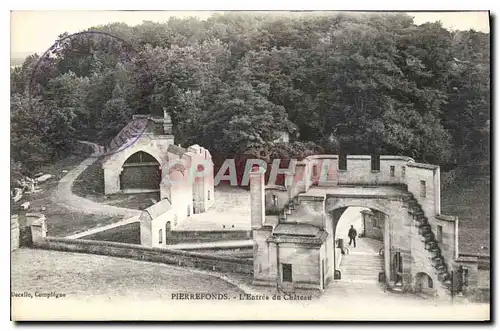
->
[[168, 144, 187, 156], [273, 223, 320, 237], [142, 199, 172, 220], [101, 118, 150, 164]]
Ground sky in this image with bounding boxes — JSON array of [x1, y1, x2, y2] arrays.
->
[[10, 11, 490, 56]]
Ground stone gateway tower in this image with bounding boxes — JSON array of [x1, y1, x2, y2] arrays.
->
[[102, 110, 175, 196], [101, 111, 215, 247], [250, 154, 489, 300]]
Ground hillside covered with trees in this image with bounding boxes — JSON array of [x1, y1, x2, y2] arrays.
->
[[10, 12, 490, 179]]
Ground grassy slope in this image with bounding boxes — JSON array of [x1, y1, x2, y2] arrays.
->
[[11, 248, 243, 300], [12, 153, 121, 237], [440, 165, 490, 255], [81, 222, 141, 244]]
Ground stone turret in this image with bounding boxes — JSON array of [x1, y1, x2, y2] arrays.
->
[[250, 166, 266, 230]]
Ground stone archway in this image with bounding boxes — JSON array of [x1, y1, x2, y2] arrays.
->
[[414, 272, 436, 295], [120, 151, 161, 194], [329, 206, 387, 284], [330, 206, 387, 244], [325, 194, 415, 291]]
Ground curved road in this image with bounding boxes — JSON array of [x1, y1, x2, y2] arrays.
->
[[53, 141, 141, 219]]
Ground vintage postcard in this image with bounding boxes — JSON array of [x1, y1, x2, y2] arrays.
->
[[10, 10, 491, 321]]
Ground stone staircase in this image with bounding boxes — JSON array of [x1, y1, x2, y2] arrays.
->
[[340, 252, 384, 284], [407, 195, 453, 294], [278, 196, 300, 220], [326, 247, 386, 297], [277, 194, 454, 297], [279, 197, 385, 285]]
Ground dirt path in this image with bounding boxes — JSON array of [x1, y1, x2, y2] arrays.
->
[[53, 141, 141, 219]]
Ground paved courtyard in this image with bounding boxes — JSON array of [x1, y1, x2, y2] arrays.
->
[[176, 185, 251, 231]]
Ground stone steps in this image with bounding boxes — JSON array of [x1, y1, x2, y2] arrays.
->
[[342, 258, 383, 263], [342, 268, 383, 274], [343, 264, 384, 269], [327, 280, 386, 295], [339, 249, 384, 284], [343, 267, 384, 272]]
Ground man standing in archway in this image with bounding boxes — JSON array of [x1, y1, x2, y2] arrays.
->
[[348, 225, 357, 248]]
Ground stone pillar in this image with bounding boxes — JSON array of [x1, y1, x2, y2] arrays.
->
[[384, 216, 391, 282], [250, 166, 265, 230], [140, 211, 153, 247], [402, 250, 413, 292], [360, 210, 370, 236], [192, 174, 205, 214], [103, 167, 121, 195], [434, 167, 441, 215], [11, 214, 19, 251], [30, 215, 47, 244], [160, 179, 172, 202], [253, 228, 274, 284], [269, 243, 280, 287], [304, 160, 312, 191], [292, 161, 307, 194]]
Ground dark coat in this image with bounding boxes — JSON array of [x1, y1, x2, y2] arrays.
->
[[348, 228, 357, 238]]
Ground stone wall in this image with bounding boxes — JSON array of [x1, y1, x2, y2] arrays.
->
[[103, 135, 173, 195], [250, 169, 265, 230], [186, 145, 215, 213], [251, 153, 489, 298], [362, 212, 384, 241], [140, 210, 153, 246], [253, 227, 274, 285], [286, 195, 326, 229], [277, 244, 321, 288], [165, 230, 252, 245], [337, 155, 409, 186], [434, 215, 458, 266], [405, 162, 441, 217], [163, 152, 194, 224], [264, 186, 289, 215], [11, 215, 20, 251], [289, 161, 309, 195], [477, 268, 490, 289], [410, 230, 448, 297], [324, 212, 335, 285], [32, 236, 252, 275], [305, 155, 339, 187], [334, 247, 342, 270]]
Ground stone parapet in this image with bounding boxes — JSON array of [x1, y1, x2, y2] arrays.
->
[[11, 214, 20, 251]]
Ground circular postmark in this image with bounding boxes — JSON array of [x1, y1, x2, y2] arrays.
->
[[28, 31, 155, 158]]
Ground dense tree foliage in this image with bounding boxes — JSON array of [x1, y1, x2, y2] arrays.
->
[[11, 12, 490, 177]]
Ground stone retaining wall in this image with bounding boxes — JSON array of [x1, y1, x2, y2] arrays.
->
[[11, 215, 19, 251], [32, 236, 252, 275], [166, 230, 252, 245]]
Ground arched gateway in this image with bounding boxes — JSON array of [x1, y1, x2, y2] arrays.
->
[[250, 154, 462, 297]]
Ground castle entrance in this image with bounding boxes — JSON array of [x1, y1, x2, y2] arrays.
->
[[331, 206, 385, 285], [120, 151, 161, 194]]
